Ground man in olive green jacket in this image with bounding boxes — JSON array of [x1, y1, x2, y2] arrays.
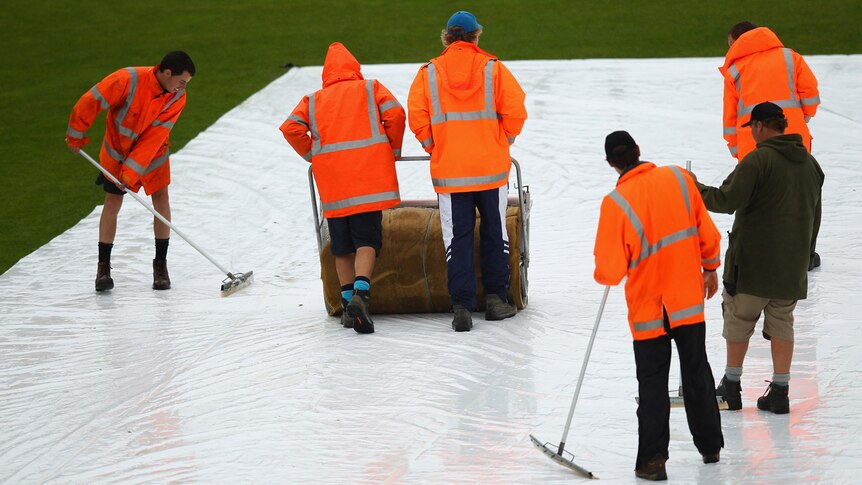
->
[[693, 102, 823, 415]]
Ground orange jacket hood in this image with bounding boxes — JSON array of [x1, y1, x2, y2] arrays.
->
[[722, 27, 784, 69], [433, 41, 496, 100], [322, 42, 363, 88]]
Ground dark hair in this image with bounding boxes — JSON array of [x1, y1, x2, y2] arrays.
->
[[158, 51, 196, 76], [762, 117, 788, 133], [607, 146, 639, 171], [441, 27, 482, 46], [728, 21, 758, 41]]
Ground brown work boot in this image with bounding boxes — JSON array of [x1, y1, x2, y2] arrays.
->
[[95, 261, 114, 292], [485, 294, 516, 321], [635, 455, 668, 481], [152, 259, 171, 290]]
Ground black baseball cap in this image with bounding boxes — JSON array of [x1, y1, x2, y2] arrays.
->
[[741, 101, 785, 127], [605, 130, 637, 159]]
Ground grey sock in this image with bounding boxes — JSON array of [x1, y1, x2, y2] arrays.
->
[[725, 366, 743, 382], [772, 373, 790, 386]]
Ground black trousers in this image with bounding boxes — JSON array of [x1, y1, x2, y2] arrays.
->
[[633, 319, 723, 469]]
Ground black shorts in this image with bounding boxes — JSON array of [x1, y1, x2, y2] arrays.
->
[[95, 173, 126, 195], [327, 211, 383, 257]]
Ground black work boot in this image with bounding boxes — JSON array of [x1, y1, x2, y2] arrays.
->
[[485, 294, 516, 321], [452, 305, 473, 332], [757, 382, 790, 414], [701, 452, 720, 464], [152, 259, 171, 290], [95, 261, 114, 292], [716, 376, 742, 411], [347, 290, 374, 334], [340, 298, 356, 328], [635, 455, 668, 481]]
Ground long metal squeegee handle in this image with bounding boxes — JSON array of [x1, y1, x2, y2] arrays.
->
[[557, 285, 611, 455], [78, 150, 234, 278]]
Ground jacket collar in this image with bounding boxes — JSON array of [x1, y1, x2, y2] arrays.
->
[[617, 161, 654, 186]]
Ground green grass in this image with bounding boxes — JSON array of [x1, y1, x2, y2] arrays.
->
[[1, 0, 860, 274]]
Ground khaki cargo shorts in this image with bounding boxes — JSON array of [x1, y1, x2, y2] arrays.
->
[[721, 290, 797, 342]]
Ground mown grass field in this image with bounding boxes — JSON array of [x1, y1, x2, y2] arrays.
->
[[1, 0, 860, 274]]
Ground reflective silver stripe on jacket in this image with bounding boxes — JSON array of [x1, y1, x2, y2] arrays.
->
[[731, 48, 803, 121], [633, 302, 705, 332], [115, 67, 140, 140], [668, 166, 690, 216], [723, 126, 736, 135], [420, 137, 434, 148], [427, 60, 498, 125], [90, 86, 110, 110], [800, 95, 820, 106], [151, 120, 174, 129], [287, 113, 309, 128], [125, 150, 170, 176], [379, 99, 401, 113], [103, 139, 124, 162], [308, 80, 390, 157], [432, 170, 508, 188], [393, 149, 401, 157], [321, 190, 400, 212], [633, 318, 663, 332], [66, 127, 86, 139], [702, 255, 720, 265], [729, 145, 738, 156]]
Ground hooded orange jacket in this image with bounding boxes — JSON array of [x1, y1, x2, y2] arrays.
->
[[280, 42, 405, 218], [407, 41, 527, 194], [720, 27, 819, 161], [594, 163, 721, 341], [67, 66, 186, 194]]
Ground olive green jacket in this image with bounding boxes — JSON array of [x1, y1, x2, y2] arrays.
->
[[697, 134, 823, 300]]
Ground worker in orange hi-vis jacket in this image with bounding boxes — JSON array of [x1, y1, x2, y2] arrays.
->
[[407, 11, 527, 333], [593, 131, 724, 481], [720, 21, 820, 162], [280, 42, 406, 335], [66, 51, 195, 293]]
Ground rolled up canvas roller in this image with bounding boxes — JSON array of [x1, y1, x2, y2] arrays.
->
[[318, 203, 527, 315]]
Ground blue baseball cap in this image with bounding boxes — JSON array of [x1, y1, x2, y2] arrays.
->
[[447, 11, 482, 33]]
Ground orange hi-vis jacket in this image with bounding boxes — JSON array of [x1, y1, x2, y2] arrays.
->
[[67, 66, 186, 194], [594, 163, 722, 341], [280, 43, 405, 219], [720, 27, 820, 161], [407, 41, 527, 194]]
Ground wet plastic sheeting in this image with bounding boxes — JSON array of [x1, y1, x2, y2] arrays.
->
[[2, 56, 861, 483]]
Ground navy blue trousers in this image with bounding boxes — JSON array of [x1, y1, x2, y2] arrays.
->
[[438, 186, 511, 310]]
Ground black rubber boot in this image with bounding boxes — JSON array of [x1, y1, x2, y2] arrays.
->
[[347, 290, 374, 334], [95, 261, 114, 292], [808, 252, 821, 271], [716, 376, 742, 411], [152, 259, 171, 290]]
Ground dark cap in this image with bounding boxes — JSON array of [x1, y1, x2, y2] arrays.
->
[[605, 130, 637, 159], [741, 101, 785, 127]]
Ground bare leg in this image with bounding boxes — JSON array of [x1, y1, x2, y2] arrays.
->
[[335, 253, 356, 286], [354, 246, 376, 279], [726, 339, 750, 368], [770, 338, 794, 374], [99, 193, 124, 243], [150, 187, 172, 239]]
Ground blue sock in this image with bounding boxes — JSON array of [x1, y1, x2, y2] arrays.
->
[[354, 277, 370, 292], [341, 283, 353, 302]]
